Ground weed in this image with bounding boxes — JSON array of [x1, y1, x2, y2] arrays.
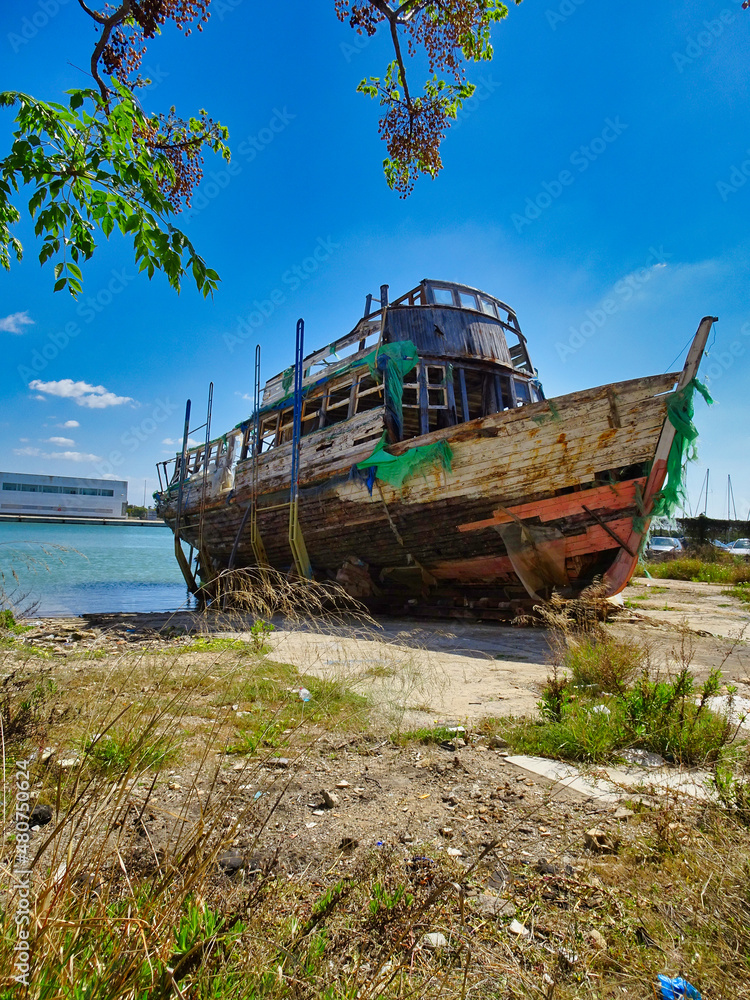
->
[[647, 556, 750, 585], [390, 724, 463, 746], [84, 728, 179, 775], [724, 583, 750, 605], [184, 636, 251, 654], [249, 618, 274, 654], [565, 634, 642, 695]]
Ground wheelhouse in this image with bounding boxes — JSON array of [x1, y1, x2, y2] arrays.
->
[[157, 279, 544, 489]]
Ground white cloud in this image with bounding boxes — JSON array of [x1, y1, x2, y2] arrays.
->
[[51, 450, 102, 462], [60, 420, 80, 428], [28, 378, 133, 409], [12, 446, 101, 462], [46, 436, 75, 447], [0, 311, 34, 334]]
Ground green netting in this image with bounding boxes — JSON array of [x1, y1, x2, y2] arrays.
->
[[357, 433, 453, 490], [366, 340, 419, 434], [651, 377, 713, 518], [281, 367, 293, 393]]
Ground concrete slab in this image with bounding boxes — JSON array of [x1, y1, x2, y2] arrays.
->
[[506, 754, 714, 803]]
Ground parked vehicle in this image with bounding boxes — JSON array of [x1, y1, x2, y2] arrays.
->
[[729, 538, 750, 558], [646, 536, 683, 557]]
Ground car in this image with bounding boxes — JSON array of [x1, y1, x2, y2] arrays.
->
[[729, 538, 750, 558], [646, 535, 683, 558]]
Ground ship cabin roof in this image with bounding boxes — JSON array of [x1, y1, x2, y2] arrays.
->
[[261, 279, 535, 410], [235, 279, 544, 458]]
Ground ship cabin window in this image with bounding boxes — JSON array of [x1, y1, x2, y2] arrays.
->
[[432, 287, 454, 306], [400, 362, 454, 439], [479, 296, 498, 318], [458, 291, 479, 311], [324, 379, 354, 426], [301, 396, 324, 436], [354, 371, 383, 413], [514, 378, 532, 406], [258, 414, 278, 453]]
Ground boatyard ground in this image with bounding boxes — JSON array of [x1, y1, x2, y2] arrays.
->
[[1, 576, 749, 997]]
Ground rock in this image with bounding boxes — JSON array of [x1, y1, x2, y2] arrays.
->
[[336, 780, 350, 788], [474, 893, 516, 918], [321, 789, 340, 809], [535, 860, 558, 875], [40, 747, 55, 763], [446, 847, 463, 857], [586, 929, 607, 950], [75, 872, 104, 894], [58, 757, 80, 769], [29, 803, 53, 827], [613, 806, 634, 820], [619, 748, 666, 768], [217, 849, 244, 875], [509, 919, 529, 937], [422, 932, 448, 950], [440, 826, 454, 838], [400, 832, 415, 844], [584, 828, 619, 854], [268, 757, 290, 769], [489, 735, 508, 749]]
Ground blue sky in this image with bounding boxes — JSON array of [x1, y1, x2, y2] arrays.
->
[[1, 0, 748, 518]]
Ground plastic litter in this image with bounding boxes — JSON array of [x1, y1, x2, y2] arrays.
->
[[657, 975, 702, 1000], [298, 687, 312, 702]]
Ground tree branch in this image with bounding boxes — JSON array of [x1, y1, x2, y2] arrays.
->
[[89, 0, 132, 101], [369, 0, 412, 108], [76, 0, 108, 24]]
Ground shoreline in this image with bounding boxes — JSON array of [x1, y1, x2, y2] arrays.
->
[[0, 514, 167, 526]]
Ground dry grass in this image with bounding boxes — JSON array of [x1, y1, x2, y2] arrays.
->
[[1, 577, 750, 997]]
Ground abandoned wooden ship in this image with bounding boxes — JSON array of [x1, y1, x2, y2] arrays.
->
[[154, 279, 715, 617]]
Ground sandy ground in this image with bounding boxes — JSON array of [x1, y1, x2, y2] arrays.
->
[[34, 575, 746, 730]]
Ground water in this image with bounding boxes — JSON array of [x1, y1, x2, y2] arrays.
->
[[0, 522, 195, 616]]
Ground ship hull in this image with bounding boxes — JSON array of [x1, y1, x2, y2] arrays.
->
[[157, 369, 683, 617]]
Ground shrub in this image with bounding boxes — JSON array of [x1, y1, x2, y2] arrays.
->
[[565, 634, 643, 695]]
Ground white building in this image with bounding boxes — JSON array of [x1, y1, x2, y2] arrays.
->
[[0, 472, 128, 518]]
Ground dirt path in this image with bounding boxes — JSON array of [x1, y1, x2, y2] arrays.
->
[[26, 576, 748, 729]]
